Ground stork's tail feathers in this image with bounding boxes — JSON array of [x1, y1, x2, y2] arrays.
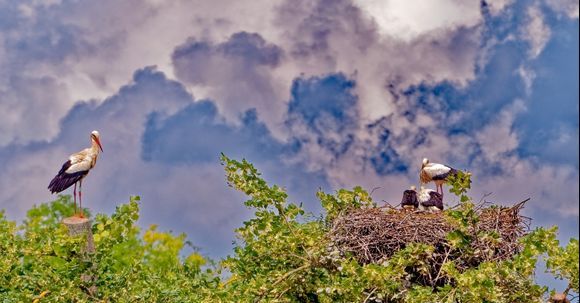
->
[[449, 167, 459, 176]]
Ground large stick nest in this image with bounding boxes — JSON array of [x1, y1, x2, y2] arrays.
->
[[330, 200, 531, 286]]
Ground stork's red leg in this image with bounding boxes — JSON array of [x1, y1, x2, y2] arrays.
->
[[73, 182, 77, 215], [79, 180, 84, 217]]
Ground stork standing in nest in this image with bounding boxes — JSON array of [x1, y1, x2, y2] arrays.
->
[[401, 186, 418, 210], [418, 186, 443, 212], [420, 158, 457, 198], [48, 130, 103, 217]]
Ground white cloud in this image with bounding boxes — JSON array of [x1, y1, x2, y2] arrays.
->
[[354, 0, 482, 41], [476, 100, 525, 160], [485, 0, 516, 16], [545, 0, 580, 19], [473, 161, 579, 218], [522, 4, 552, 59], [517, 65, 537, 94], [416, 101, 578, 219], [0, 76, 71, 146]]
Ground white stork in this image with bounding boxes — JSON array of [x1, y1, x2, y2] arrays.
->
[[48, 130, 103, 217], [420, 158, 457, 197], [401, 186, 418, 210], [418, 186, 443, 212]]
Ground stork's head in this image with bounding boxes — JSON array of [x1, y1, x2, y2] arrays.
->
[[422, 158, 429, 167], [91, 130, 103, 152]]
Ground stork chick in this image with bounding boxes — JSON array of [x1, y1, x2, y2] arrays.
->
[[418, 186, 443, 212], [48, 130, 103, 217], [401, 186, 418, 210]]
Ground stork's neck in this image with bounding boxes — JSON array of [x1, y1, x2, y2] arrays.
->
[[90, 139, 101, 155]]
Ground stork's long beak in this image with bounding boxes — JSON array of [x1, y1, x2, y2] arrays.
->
[[95, 137, 103, 152]]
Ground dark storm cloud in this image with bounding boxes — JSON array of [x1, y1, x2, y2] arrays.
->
[[172, 31, 283, 85], [286, 73, 358, 160], [170, 31, 285, 123], [365, 119, 410, 175], [220, 32, 283, 66], [288, 73, 357, 129], [142, 102, 286, 164], [276, 0, 376, 60]]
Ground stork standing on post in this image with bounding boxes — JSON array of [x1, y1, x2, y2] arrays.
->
[[420, 158, 457, 198], [48, 130, 103, 217]]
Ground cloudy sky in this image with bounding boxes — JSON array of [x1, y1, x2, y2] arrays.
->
[[0, 0, 578, 289]]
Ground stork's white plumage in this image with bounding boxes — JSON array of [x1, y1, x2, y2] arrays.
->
[[48, 130, 103, 217], [418, 186, 443, 212], [419, 158, 457, 197]]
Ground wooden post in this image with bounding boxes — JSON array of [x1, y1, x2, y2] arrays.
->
[[62, 216, 98, 297], [550, 285, 572, 303], [62, 216, 95, 254]]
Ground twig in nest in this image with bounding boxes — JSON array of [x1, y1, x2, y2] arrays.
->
[[370, 187, 382, 197]]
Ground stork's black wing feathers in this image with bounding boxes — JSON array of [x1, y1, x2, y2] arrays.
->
[[422, 191, 444, 210], [432, 167, 458, 181], [57, 159, 72, 175], [48, 160, 88, 193], [401, 189, 418, 208]]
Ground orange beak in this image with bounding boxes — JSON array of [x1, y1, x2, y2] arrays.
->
[[95, 137, 103, 152]]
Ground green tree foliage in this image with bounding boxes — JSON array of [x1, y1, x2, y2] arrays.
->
[[0, 196, 217, 302], [0, 155, 577, 302], [218, 155, 577, 303]]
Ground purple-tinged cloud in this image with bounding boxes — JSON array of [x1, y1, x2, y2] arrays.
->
[[285, 73, 359, 171], [171, 31, 286, 128], [142, 102, 286, 164]]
